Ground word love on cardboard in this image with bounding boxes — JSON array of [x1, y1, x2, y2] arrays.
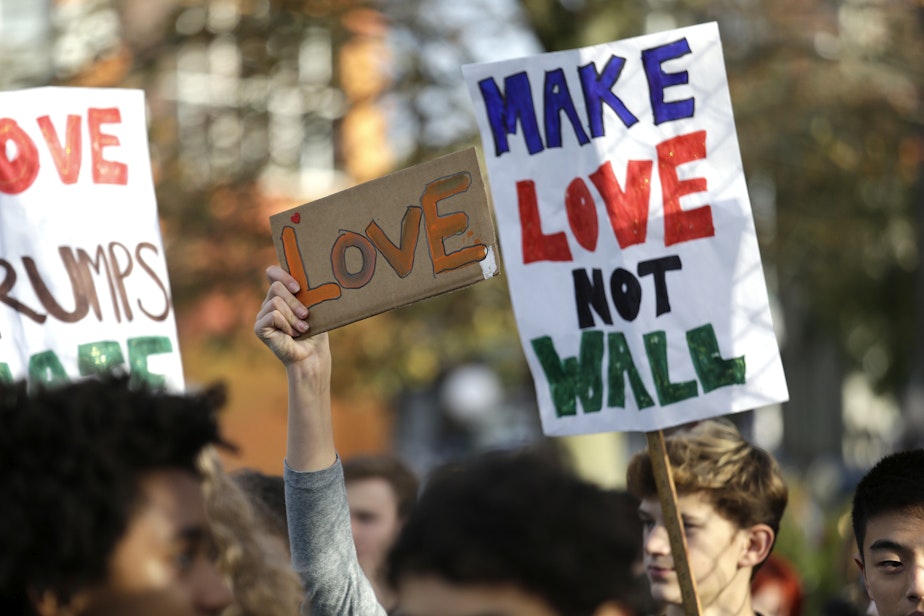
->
[[270, 148, 499, 335]]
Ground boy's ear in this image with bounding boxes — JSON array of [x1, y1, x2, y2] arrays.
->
[[854, 551, 868, 587], [739, 523, 775, 569]]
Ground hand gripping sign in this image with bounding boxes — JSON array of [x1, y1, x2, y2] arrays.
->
[[270, 148, 499, 336]]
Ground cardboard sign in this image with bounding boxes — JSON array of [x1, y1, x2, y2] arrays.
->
[[0, 87, 184, 391], [270, 148, 499, 335], [462, 22, 787, 435]]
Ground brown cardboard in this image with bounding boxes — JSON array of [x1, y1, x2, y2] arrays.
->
[[270, 147, 500, 335]]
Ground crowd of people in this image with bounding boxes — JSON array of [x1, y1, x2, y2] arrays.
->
[[1, 264, 922, 616]]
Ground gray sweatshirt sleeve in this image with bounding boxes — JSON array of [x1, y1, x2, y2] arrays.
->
[[284, 457, 388, 616]]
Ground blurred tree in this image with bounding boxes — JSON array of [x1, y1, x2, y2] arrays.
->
[[121, 0, 535, 402], [124, 0, 384, 328], [518, 0, 923, 466], [383, 0, 540, 165]]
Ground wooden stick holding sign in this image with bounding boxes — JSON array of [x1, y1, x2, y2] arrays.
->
[[646, 430, 703, 616]]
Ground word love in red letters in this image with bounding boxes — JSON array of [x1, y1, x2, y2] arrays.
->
[[517, 130, 714, 263], [0, 107, 129, 195]]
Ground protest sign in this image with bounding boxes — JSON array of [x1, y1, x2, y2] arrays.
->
[[270, 147, 499, 335], [463, 22, 787, 436], [0, 87, 184, 391]]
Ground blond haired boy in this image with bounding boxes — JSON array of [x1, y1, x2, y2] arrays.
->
[[627, 419, 788, 616]]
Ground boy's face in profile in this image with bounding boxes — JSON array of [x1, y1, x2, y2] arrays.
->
[[84, 470, 232, 616], [857, 509, 924, 616], [638, 492, 755, 611]]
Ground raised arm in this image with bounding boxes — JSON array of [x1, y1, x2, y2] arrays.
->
[[255, 265, 386, 616], [254, 264, 334, 472]]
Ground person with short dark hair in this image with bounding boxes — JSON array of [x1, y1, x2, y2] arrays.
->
[[851, 448, 924, 616], [0, 375, 234, 616], [627, 419, 788, 616], [386, 449, 643, 616], [344, 454, 419, 610], [343, 455, 418, 523]]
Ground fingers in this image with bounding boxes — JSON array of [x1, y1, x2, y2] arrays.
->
[[256, 294, 309, 333], [265, 265, 300, 294], [263, 266, 308, 313], [255, 308, 305, 339], [262, 281, 309, 320], [256, 266, 311, 339]]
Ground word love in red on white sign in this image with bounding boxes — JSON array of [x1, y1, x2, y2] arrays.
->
[[0, 107, 129, 195], [517, 130, 715, 265]]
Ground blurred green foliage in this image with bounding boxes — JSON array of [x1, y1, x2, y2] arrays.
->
[[518, 0, 923, 397], [774, 475, 864, 613]]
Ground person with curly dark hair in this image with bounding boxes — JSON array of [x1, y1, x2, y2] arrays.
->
[[0, 375, 235, 616]]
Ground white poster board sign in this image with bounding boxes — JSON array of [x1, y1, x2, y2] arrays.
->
[[0, 87, 183, 391], [463, 22, 787, 435]]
